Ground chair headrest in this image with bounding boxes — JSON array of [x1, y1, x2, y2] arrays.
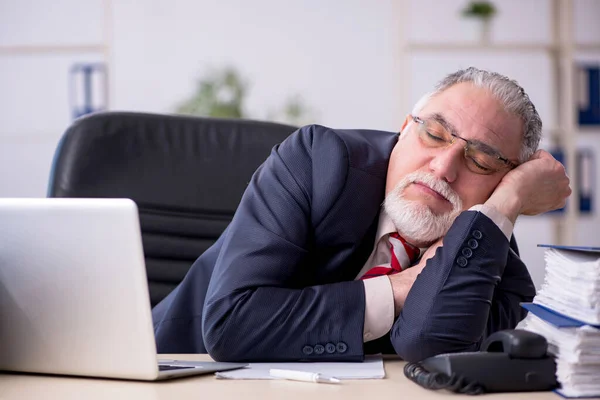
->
[[48, 112, 297, 214]]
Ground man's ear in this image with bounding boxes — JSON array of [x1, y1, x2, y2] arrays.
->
[[399, 114, 412, 136]]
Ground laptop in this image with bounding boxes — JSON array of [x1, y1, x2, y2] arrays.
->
[[0, 198, 247, 380]]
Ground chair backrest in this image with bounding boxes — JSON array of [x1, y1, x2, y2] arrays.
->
[[48, 111, 296, 306]]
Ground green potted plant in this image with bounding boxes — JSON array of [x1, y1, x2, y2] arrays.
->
[[176, 67, 247, 118], [177, 67, 316, 125], [461, 1, 497, 44]]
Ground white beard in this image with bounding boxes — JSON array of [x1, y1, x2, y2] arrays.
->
[[383, 171, 463, 246]]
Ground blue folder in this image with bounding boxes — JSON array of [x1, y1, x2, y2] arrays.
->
[[537, 244, 600, 253], [521, 303, 600, 329]]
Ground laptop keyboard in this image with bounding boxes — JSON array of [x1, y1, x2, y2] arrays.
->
[[159, 365, 195, 371]]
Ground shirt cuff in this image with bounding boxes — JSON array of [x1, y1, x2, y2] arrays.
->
[[362, 276, 395, 342], [469, 204, 513, 241]]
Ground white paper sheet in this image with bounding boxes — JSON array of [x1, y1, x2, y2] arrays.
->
[[214, 355, 385, 380]]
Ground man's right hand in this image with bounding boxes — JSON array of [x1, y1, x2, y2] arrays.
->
[[485, 149, 571, 223], [388, 238, 442, 315]]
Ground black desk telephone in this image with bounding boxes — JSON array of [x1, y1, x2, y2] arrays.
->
[[404, 329, 558, 394]]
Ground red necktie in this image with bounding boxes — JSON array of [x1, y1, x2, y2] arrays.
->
[[361, 232, 420, 279]]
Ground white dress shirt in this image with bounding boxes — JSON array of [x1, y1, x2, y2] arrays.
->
[[358, 204, 514, 342]]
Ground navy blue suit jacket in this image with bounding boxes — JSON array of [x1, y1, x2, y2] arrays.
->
[[152, 125, 536, 362]]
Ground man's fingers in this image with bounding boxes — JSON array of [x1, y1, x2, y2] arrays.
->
[[531, 149, 548, 160]]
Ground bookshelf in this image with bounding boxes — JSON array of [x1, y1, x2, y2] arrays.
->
[[0, 45, 106, 55]]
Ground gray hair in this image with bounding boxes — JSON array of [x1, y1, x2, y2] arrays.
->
[[412, 67, 542, 163]]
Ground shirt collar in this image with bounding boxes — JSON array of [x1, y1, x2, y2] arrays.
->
[[375, 207, 398, 242]]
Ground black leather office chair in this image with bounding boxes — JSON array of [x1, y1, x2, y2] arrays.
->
[[48, 112, 296, 306]]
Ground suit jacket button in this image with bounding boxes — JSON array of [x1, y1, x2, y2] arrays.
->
[[302, 345, 314, 355], [468, 239, 479, 249], [472, 230, 483, 240], [325, 343, 336, 354], [336, 342, 348, 353], [457, 256, 468, 267], [461, 247, 473, 258], [314, 344, 325, 355]]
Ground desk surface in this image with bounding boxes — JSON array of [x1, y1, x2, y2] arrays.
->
[[0, 354, 565, 400]]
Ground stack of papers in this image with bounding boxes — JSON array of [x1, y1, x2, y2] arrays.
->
[[520, 245, 600, 398], [523, 312, 600, 398], [534, 246, 600, 325]]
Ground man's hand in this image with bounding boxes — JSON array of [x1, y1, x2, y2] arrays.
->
[[388, 238, 443, 316], [485, 150, 571, 223]]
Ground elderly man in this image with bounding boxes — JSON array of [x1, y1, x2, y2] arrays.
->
[[152, 67, 571, 362]]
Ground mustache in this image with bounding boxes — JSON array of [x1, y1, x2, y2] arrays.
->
[[394, 171, 462, 210]]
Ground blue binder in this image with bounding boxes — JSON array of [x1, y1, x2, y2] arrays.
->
[[578, 65, 600, 125]]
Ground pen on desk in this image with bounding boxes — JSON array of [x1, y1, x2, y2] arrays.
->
[[269, 368, 341, 384]]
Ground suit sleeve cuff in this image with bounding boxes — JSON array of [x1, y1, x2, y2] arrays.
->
[[362, 276, 395, 342], [469, 204, 513, 241]]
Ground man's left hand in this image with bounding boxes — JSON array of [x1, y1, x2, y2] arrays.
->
[[485, 150, 571, 223]]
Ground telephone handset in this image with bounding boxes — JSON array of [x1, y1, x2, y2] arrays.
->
[[404, 329, 558, 394]]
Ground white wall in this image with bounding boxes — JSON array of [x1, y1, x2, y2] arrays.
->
[[109, 0, 404, 130]]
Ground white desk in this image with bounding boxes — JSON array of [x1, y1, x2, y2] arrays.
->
[[0, 354, 568, 400]]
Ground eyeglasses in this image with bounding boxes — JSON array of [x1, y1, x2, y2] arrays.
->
[[411, 115, 519, 175]]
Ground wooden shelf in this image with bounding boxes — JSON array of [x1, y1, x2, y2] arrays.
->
[[575, 43, 600, 52], [578, 126, 600, 133], [406, 43, 600, 53], [405, 43, 556, 52], [0, 44, 106, 55]]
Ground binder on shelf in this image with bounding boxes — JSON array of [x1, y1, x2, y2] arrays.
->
[[546, 148, 594, 214], [577, 64, 600, 126], [69, 63, 108, 120], [548, 148, 567, 214], [578, 149, 594, 213]]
